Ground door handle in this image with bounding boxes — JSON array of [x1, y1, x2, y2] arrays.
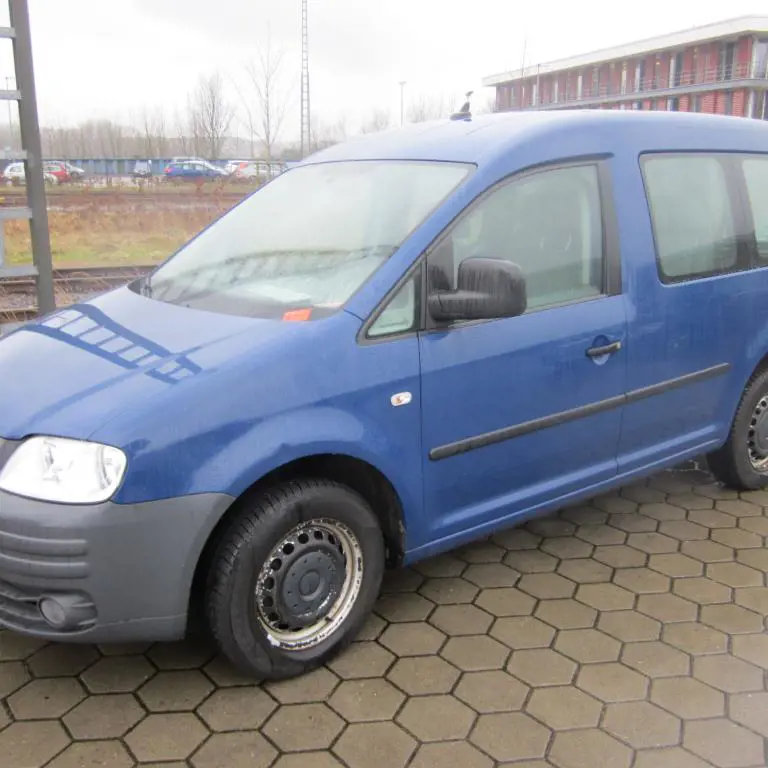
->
[[586, 340, 622, 358]]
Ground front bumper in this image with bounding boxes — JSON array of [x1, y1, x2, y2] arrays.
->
[[0, 487, 233, 642]]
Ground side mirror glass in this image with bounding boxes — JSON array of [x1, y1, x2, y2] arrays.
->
[[428, 257, 527, 323]]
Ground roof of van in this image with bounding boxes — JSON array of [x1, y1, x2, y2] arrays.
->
[[307, 110, 768, 166]]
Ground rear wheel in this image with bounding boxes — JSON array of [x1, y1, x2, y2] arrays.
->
[[205, 479, 385, 679], [708, 368, 768, 490]]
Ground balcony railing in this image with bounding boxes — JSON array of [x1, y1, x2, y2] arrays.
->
[[506, 62, 768, 110]]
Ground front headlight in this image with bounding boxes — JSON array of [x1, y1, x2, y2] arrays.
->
[[0, 436, 127, 504]]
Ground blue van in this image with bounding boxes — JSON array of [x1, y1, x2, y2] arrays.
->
[[1, 110, 768, 679]]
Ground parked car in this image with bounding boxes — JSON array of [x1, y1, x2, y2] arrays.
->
[[132, 160, 153, 179], [58, 161, 85, 181], [4, 161, 59, 186], [3, 111, 768, 680], [43, 161, 71, 184], [225, 159, 249, 175], [163, 160, 228, 181]]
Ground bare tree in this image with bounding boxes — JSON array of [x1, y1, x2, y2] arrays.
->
[[240, 36, 290, 161], [407, 93, 455, 123], [360, 108, 391, 134], [188, 72, 234, 159]]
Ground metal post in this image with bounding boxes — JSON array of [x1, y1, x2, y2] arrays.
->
[[399, 81, 406, 125], [10, 0, 54, 314]]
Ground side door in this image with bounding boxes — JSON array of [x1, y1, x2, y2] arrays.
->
[[417, 161, 628, 551]]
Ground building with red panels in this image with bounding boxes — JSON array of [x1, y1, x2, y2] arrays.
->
[[484, 16, 768, 119]]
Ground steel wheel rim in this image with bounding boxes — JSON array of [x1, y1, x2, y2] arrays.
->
[[747, 394, 768, 472], [255, 519, 364, 650]]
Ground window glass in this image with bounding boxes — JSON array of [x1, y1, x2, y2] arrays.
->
[[642, 156, 738, 281], [428, 164, 604, 312], [367, 275, 418, 338], [743, 157, 768, 262]]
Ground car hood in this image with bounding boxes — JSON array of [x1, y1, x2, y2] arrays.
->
[[0, 285, 306, 440]]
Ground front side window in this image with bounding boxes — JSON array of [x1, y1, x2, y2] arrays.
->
[[138, 161, 469, 319], [743, 157, 768, 262], [367, 274, 419, 338], [428, 164, 605, 313], [642, 155, 738, 282]]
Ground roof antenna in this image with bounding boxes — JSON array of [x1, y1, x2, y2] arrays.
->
[[450, 91, 473, 121]]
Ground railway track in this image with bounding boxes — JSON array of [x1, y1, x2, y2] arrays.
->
[[0, 264, 155, 325]]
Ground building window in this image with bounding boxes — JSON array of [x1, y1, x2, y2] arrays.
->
[[553, 79, 559, 103], [725, 91, 734, 115], [755, 38, 768, 79], [692, 95, 702, 113], [637, 60, 645, 92], [641, 155, 738, 282], [669, 98, 680, 112], [743, 157, 768, 262]]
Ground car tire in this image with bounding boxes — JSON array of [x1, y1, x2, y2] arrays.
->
[[708, 367, 768, 491], [205, 479, 385, 679]]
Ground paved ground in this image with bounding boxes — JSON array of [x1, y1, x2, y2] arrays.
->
[[3, 464, 768, 768]]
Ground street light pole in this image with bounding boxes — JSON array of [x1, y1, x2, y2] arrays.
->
[[399, 80, 406, 126]]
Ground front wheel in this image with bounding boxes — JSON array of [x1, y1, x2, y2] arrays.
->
[[708, 367, 768, 490], [205, 480, 385, 679]]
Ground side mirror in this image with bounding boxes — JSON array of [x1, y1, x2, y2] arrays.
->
[[428, 257, 527, 323]]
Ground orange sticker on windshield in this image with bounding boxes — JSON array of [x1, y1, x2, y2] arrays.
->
[[282, 308, 312, 322]]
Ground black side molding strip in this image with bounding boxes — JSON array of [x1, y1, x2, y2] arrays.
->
[[429, 362, 731, 461]]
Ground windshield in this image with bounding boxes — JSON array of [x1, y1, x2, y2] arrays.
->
[[136, 160, 470, 319]]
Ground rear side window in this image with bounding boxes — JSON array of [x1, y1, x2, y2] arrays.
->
[[642, 155, 738, 282], [743, 157, 768, 262]]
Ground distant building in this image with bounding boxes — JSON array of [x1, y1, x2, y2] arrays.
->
[[483, 15, 768, 119]]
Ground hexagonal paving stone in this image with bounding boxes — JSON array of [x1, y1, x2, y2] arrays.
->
[[716, 499, 763, 518], [594, 493, 637, 515], [8, 677, 85, 720], [700, 604, 763, 634], [608, 513, 658, 533], [414, 554, 466, 578], [203, 655, 255, 688], [688, 509, 738, 529], [540, 536, 594, 560], [80, 655, 155, 693], [327, 642, 394, 679], [593, 544, 647, 568], [613, 567, 671, 594], [693, 654, 763, 693], [506, 647, 577, 688], [711, 527, 763, 550], [0, 720, 70, 767], [737, 547, 768, 570], [470, 712, 549, 762], [734, 586, 768, 613], [627, 532, 679, 554], [632, 747, 713, 768], [738, 516, 768, 537], [622, 482, 666, 505], [575, 583, 635, 612], [684, 719, 765, 768], [197, 686, 277, 731], [564, 504, 611, 525], [381, 568, 424, 593], [576, 662, 648, 702], [0, 660, 29, 698], [636, 593, 697, 623], [666, 492, 714, 510], [418, 577, 479, 605], [328, 678, 404, 722], [554, 629, 620, 663], [658, 520, 709, 542], [441, 634, 510, 670], [125, 712, 208, 762], [637, 502, 686, 521], [375, 593, 434, 623], [672, 577, 732, 605], [707, 562, 763, 588], [454, 539, 505, 564], [534, 599, 597, 629], [557, 558, 612, 584], [410, 741, 493, 768], [397, 694, 475, 741], [137, 670, 213, 712], [732, 632, 768, 669], [662, 622, 727, 656], [46, 740, 134, 768], [333, 722, 416, 768], [192, 732, 277, 768], [650, 677, 725, 719], [356, 612, 387, 641], [576, 524, 627, 546], [597, 610, 661, 642], [379, 622, 445, 656], [429, 604, 493, 636], [63, 693, 146, 739], [147, 639, 214, 670], [263, 704, 344, 752], [621, 641, 690, 678], [526, 515, 576, 538], [386, 655, 460, 695], [526, 686, 601, 729], [493, 528, 542, 550], [503, 549, 557, 573], [272, 754, 344, 768], [730, 691, 768, 737], [462, 563, 521, 588], [27, 645, 99, 678], [455, 669, 528, 712], [0, 630, 46, 660], [265, 666, 339, 704], [647, 553, 704, 578], [490, 617, 555, 650], [681, 539, 734, 563], [549, 728, 632, 768], [602, 701, 681, 748], [474, 587, 536, 617]]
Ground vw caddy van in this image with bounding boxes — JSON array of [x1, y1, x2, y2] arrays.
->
[[1, 110, 768, 679]]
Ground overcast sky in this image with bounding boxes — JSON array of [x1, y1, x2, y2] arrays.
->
[[16, 1, 766, 138]]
